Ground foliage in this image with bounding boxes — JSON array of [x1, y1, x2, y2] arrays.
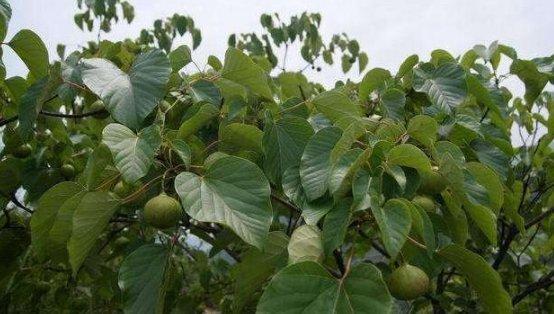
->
[[0, 1, 553, 313]]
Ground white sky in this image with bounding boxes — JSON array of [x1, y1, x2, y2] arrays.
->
[[5, 0, 554, 86], [3, 0, 553, 146]]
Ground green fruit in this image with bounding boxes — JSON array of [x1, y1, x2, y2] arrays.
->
[[412, 195, 436, 212], [13, 144, 32, 159], [60, 164, 75, 179], [388, 264, 430, 300], [113, 181, 134, 198], [418, 169, 446, 195], [89, 100, 110, 119], [143, 194, 182, 229], [114, 236, 130, 248]]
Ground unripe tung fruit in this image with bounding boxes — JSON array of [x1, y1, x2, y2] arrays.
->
[[113, 181, 134, 198], [388, 264, 430, 300], [412, 195, 436, 212], [60, 164, 75, 179], [143, 194, 182, 229], [13, 144, 32, 158], [418, 169, 446, 195], [90, 100, 110, 119]]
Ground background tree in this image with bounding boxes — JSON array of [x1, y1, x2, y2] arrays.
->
[[0, 0, 553, 313]]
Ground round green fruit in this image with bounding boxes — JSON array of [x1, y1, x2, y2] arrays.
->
[[143, 194, 182, 229], [388, 264, 430, 300], [13, 144, 32, 159], [114, 181, 134, 198], [418, 169, 446, 195], [89, 100, 110, 119], [60, 164, 75, 179], [114, 236, 130, 248], [412, 195, 436, 212]]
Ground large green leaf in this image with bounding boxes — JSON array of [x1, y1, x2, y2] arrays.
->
[[47, 191, 86, 264], [312, 90, 361, 124], [80, 144, 113, 190], [464, 203, 497, 244], [380, 88, 405, 121], [221, 47, 272, 99], [262, 115, 314, 185], [471, 138, 509, 181], [174, 155, 272, 248], [81, 49, 171, 130], [466, 162, 503, 213], [510, 59, 548, 104], [257, 261, 392, 314], [358, 68, 391, 102], [407, 115, 438, 147], [322, 202, 352, 255], [370, 198, 412, 259], [189, 79, 221, 106], [288, 225, 323, 264], [30, 182, 84, 260], [102, 123, 161, 184], [231, 231, 288, 311], [386, 144, 432, 173], [219, 123, 263, 156], [438, 245, 513, 314], [9, 29, 49, 78], [0, 0, 11, 42], [413, 62, 467, 112], [68, 191, 121, 274], [299, 127, 342, 201], [118, 244, 169, 314], [168, 44, 191, 72], [177, 103, 219, 139]]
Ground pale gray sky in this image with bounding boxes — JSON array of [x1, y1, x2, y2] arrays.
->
[[5, 0, 554, 89]]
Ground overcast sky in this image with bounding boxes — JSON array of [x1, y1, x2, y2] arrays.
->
[[5, 0, 554, 87]]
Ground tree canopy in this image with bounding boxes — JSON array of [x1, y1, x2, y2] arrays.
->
[[0, 1, 553, 313]]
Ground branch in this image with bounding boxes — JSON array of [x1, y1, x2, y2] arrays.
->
[[512, 271, 554, 305], [0, 115, 17, 127], [39, 109, 107, 118]]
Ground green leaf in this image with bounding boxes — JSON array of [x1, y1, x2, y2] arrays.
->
[[0, 0, 11, 42], [408, 201, 436, 255], [231, 231, 288, 311], [288, 225, 323, 264], [30, 182, 84, 260], [174, 155, 272, 248], [359, 68, 391, 102], [47, 191, 86, 264], [407, 115, 438, 147], [177, 103, 219, 139], [18, 76, 61, 141], [464, 203, 497, 244], [312, 90, 361, 124], [322, 202, 351, 255], [370, 198, 412, 259], [81, 49, 171, 130], [413, 62, 467, 112], [221, 47, 272, 99], [257, 261, 392, 314], [68, 191, 120, 274], [118, 244, 169, 314], [102, 123, 161, 184], [189, 79, 221, 106], [207, 55, 222, 71], [387, 144, 432, 173], [396, 54, 419, 79], [466, 162, 503, 213], [380, 88, 406, 121], [438, 245, 513, 314], [510, 59, 548, 104], [168, 45, 191, 72], [262, 115, 314, 185], [9, 29, 49, 78], [299, 127, 342, 201], [358, 52, 369, 73], [80, 144, 113, 190], [219, 123, 263, 156], [471, 138, 509, 181], [169, 139, 191, 167]]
